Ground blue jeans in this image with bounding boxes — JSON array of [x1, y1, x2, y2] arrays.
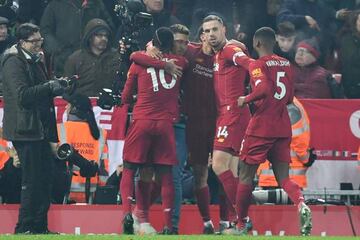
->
[[172, 123, 187, 230]]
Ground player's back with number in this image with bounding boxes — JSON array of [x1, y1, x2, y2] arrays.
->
[[122, 53, 187, 122], [247, 54, 293, 138]]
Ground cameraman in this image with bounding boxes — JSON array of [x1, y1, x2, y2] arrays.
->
[[64, 18, 122, 97], [2, 23, 65, 234]]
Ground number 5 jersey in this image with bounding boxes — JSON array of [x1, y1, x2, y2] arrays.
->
[[245, 54, 294, 138]]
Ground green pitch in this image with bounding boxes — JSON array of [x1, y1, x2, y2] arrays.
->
[[0, 235, 357, 240]]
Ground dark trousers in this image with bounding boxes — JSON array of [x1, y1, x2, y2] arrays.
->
[[12, 140, 54, 233]]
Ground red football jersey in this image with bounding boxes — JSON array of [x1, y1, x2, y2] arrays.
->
[[213, 42, 253, 113], [122, 52, 187, 122], [244, 54, 294, 137], [183, 43, 216, 118]]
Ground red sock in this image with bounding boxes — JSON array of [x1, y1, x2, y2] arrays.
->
[[217, 170, 238, 221], [135, 180, 152, 223], [161, 172, 174, 229], [150, 181, 161, 205], [120, 168, 135, 214], [218, 192, 228, 221], [236, 182, 253, 224], [195, 186, 211, 222], [281, 178, 304, 205]]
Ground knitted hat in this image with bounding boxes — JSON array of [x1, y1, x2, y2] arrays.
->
[[297, 38, 320, 59]]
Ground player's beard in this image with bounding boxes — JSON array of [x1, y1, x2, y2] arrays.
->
[[210, 39, 225, 51]]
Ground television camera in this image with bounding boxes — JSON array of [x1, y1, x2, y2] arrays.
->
[[97, 0, 152, 110], [57, 143, 99, 203]]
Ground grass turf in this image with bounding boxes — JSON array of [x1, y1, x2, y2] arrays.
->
[[0, 235, 358, 240]]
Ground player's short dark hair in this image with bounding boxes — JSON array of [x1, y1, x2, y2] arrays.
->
[[16, 23, 40, 41], [277, 21, 296, 37], [170, 24, 189, 36], [152, 27, 174, 53], [254, 27, 276, 48], [202, 14, 224, 25]]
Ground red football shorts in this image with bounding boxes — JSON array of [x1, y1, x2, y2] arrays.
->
[[239, 135, 291, 165], [213, 112, 249, 156], [186, 116, 216, 166], [123, 119, 177, 165]]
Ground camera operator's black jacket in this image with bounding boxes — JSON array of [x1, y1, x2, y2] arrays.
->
[[1, 44, 58, 142], [64, 18, 121, 97]]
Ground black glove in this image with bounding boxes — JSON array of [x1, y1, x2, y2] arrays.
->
[[303, 148, 317, 167], [44, 80, 64, 96]]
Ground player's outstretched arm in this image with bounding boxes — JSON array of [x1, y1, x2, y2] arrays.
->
[[223, 44, 254, 70]]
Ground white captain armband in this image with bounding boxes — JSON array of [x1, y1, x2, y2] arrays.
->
[[254, 79, 262, 86], [232, 51, 246, 66]]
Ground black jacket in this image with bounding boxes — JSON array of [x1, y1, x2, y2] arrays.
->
[[2, 45, 58, 142], [339, 32, 360, 98], [64, 18, 122, 97]]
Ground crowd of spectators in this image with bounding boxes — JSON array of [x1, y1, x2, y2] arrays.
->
[[0, 0, 357, 99]]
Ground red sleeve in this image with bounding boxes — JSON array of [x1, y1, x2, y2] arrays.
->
[[121, 63, 138, 104], [244, 61, 270, 103], [130, 51, 167, 69], [222, 44, 253, 70]]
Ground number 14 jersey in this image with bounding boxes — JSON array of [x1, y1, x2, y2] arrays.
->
[[245, 54, 294, 138]]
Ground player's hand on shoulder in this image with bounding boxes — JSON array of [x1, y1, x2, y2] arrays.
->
[[165, 59, 183, 78], [237, 96, 246, 107], [146, 45, 163, 60]]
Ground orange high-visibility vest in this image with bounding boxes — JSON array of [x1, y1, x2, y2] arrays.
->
[[57, 121, 109, 202], [258, 97, 310, 188], [0, 139, 9, 170]]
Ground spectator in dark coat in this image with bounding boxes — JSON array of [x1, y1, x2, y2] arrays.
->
[[40, 0, 114, 76], [339, 10, 360, 99], [0, 17, 15, 53], [17, 0, 50, 25], [64, 18, 122, 97], [0, 0, 17, 25], [293, 38, 333, 98]]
